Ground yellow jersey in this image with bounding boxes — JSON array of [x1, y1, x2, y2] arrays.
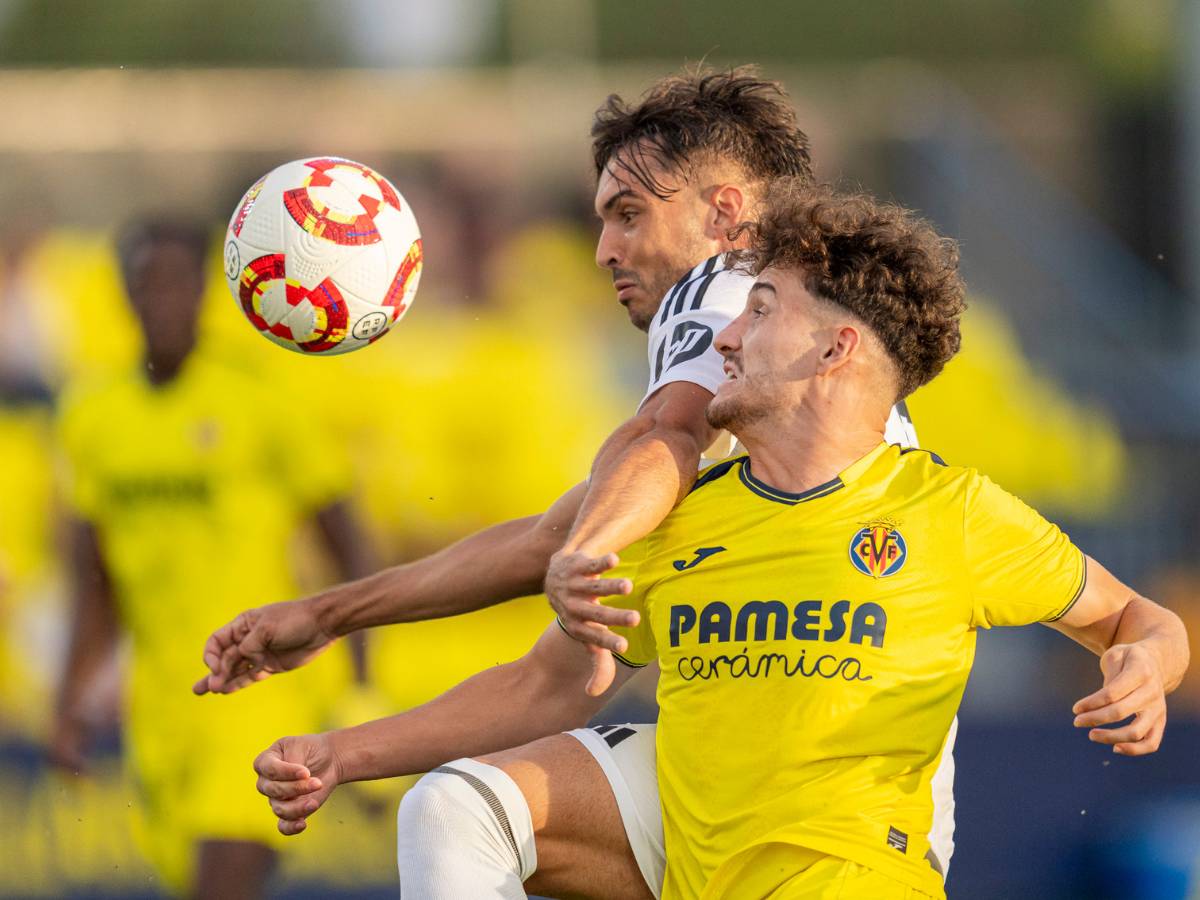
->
[[605, 442, 1085, 898], [56, 352, 353, 730]]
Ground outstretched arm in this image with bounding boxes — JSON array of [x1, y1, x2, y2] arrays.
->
[[547, 380, 717, 695], [252, 623, 631, 835], [195, 483, 587, 694], [1050, 556, 1190, 756]]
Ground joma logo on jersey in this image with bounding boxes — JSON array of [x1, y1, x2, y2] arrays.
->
[[669, 599, 887, 649], [849, 523, 907, 578]]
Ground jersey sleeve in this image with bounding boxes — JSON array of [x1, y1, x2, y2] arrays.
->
[[596, 537, 658, 666], [963, 472, 1087, 628], [640, 260, 749, 408]]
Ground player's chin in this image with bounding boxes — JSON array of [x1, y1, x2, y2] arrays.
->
[[706, 386, 741, 431], [625, 302, 656, 332]]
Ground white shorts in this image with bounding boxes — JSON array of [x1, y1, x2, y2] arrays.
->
[[566, 717, 958, 897], [566, 723, 665, 898]]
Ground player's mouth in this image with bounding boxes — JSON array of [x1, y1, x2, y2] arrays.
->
[[614, 279, 638, 305], [723, 361, 741, 381]]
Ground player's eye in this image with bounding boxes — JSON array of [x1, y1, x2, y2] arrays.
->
[[620, 208, 638, 225]]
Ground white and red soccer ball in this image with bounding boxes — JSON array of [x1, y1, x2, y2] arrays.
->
[[223, 157, 422, 355]]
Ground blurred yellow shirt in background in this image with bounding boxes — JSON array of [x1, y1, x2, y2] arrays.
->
[[56, 353, 356, 887], [906, 300, 1126, 519]]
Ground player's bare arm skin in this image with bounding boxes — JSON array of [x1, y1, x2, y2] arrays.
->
[[312, 499, 377, 684], [1049, 556, 1190, 756], [547, 380, 717, 695], [194, 482, 587, 694], [49, 519, 120, 771], [252, 622, 630, 835]]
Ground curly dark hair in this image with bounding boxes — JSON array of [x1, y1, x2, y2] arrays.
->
[[590, 65, 814, 200], [734, 180, 965, 398]]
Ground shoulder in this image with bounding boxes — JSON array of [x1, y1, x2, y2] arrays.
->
[[650, 254, 750, 331], [56, 373, 133, 433], [881, 444, 973, 499], [688, 454, 747, 496]]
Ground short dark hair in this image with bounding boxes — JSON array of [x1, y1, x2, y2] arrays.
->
[[591, 66, 814, 200], [735, 180, 965, 398], [116, 217, 209, 280]]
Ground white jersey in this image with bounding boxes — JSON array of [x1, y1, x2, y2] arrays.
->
[[631, 253, 955, 878]]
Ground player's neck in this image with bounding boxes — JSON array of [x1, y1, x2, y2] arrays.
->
[[142, 351, 190, 387], [738, 409, 886, 495]]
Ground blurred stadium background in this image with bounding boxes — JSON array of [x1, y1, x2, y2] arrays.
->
[[0, 1, 1198, 897]]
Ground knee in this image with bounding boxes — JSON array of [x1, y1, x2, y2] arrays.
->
[[395, 759, 537, 882], [396, 769, 458, 846]]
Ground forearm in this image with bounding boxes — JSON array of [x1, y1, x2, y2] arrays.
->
[[57, 601, 119, 720], [1109, 595, 1190, 694], [58, 521, 119, 720], [330, 643, 601, 782], [313, 513, 565, 638], [563, 419, 706, 557]]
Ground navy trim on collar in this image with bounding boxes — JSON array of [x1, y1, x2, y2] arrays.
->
[[738, 459, 845, 505]]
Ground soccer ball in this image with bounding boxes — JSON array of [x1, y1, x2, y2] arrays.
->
[[223, 157, 422, 355]]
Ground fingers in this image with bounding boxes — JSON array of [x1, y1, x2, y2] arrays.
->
[[202, 625, 232, 674], [254, 748, 311, 783], [1072, 665, 1145, 716], [1112, 718, 1166, 756], [560, 617, 629, 654], [576, 552, 619, 575], [566, 598, 638, 627], [585, 646, 617, 697], [256, 775, 324, 801], [208, 667, 272, 696], [1073, 682, 1160, 728], [1086, 711, 1166, 755], [278, 817, 307, 836], [570, 576, 632, 599], [269, 793, 325, 822]]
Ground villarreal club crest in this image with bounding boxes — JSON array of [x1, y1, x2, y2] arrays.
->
[[849, 521, 907, 578]]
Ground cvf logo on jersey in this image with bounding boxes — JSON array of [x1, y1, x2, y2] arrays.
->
[[849, 522, 907, 578]]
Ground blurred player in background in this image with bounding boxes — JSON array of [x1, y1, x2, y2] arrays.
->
[[251, 181, 1190, 900], [52, 219, 375, 899], [199, 68, 954, 898]]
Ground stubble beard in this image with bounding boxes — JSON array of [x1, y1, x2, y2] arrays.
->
[[706, 380, 773, 436]]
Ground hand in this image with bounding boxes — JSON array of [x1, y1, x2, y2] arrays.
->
[[47, 715, 90, 773], [544, 550, 638, 697], [254, 733, 341, 835], [1072, 643, 1168, 756], [194, 599, 336, 695]]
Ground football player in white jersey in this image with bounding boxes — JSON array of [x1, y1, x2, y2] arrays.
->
[[197, 68, 954, 898]]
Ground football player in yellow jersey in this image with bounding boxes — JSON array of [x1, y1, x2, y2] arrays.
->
[[52, 220, 375, 898], [250, 182, 1188, 899], [199, 68, 841, 899]]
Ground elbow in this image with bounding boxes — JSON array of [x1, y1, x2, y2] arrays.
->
[[515, 644, 597, 730]]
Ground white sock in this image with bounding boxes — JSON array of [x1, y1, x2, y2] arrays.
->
[[397, 757, 538, 899]]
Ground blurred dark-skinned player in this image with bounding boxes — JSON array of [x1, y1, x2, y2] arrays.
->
[[51, 219, 375, 898]]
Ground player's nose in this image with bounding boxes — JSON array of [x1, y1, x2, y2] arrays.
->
[[595, 223, 622, 269], [714, 318, 743, 356]]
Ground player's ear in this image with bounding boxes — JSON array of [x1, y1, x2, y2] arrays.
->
[[815, 325, 861, 376], [706, 184, 746, 239]]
